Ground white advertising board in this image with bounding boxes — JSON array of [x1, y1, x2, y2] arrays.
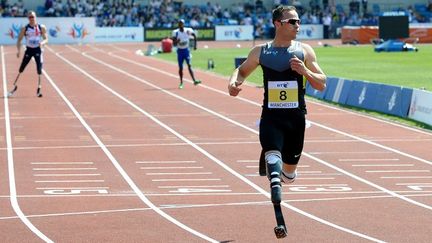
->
[[94, 27, 144, 42], [408, 89, 432, 126], [215, 25, 254, 41], [1, 17, 96, 44], [296, 24, 323, 39]]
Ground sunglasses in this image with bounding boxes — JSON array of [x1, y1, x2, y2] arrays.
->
[[28, 16, 35, 19], [279, 18, 300, 25]]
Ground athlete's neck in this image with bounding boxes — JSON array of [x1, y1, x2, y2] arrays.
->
[[271, 39, 293, 48]]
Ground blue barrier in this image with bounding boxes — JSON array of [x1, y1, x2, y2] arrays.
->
[[374, 86, 412, 117], [306, 82, 326, 99], [335, 79, 353, 105], [323, 77, 338, 101], [346, 81, 381, 110], [306, 76, 414, 119]]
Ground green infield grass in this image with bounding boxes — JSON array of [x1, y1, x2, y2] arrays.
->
[[154, 43, 432, 90]]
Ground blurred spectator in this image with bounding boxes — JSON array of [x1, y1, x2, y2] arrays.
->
[[2, 0, 431, 40]]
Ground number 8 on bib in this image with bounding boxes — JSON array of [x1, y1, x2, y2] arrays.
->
[[267, 81, 299, 109]]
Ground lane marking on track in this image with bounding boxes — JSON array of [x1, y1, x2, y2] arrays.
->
[[33, 168, 97, 171], [1, 46, 54, 243], [310, 151, 392, 155], [381, 176, 432, 179], [147, 172, 212, 175], [352, 164, 413, 167], [35, 180, 104, 183], [45, 46, 219, 243], [152, 179, 221, 182], [1, 192, 432, 222], [0, 140, 258, 151], [158, 185, 230, 188], [61, 46, 386, 242], [137, 160, 196, 164], [34, 174, 101, 177], [140, 166, 203, 170], [396, 183, 432, 185], [84, 46, 432, 212], [31, 162, 94, 165], [366, 170, 430, 173], [237, 160, 258, 163], [36, 187, 110, 190], [339, 158, 400, 162]]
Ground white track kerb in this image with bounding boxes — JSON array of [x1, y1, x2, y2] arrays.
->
[[1, 46, 54, 242]]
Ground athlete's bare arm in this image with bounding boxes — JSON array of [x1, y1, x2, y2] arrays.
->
[[191, 32, 197, 50], [290, 43, 326, 91], [16, 27, 25, 58], [228, 45, 262, 96], [40, 25, 48, 47]]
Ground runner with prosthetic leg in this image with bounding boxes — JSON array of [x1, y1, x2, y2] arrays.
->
[[228, 5, 326, 239], [8, 11, 47, 98]]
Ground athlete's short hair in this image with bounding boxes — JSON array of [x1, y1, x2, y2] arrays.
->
[[272, 5, 297, 24], [27, 10, 36, 16]]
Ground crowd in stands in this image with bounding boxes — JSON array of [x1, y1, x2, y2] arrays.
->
[[1, 0, 432, 39]]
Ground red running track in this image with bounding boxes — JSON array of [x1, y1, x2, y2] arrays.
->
[[0, 43, 431, 242]]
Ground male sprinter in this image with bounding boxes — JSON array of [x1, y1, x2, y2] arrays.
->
[[228, 5, 326, 238], [8, 10, 48, 98], [172, 19, 201, 89]]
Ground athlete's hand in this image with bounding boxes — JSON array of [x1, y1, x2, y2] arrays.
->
[[290, 55, 307, 75], [228, 82, 242, 96], [16, 51, 20, 58]]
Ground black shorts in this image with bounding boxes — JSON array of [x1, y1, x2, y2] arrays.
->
[[259, 109, 306, 165], [19, 47, 43, 75]]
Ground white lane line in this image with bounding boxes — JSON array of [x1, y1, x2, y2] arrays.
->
[[31, 162, 94, 165], [1, 140, 257, 151], [237, 160, 258, 163], [381, 176, 432, 179], [33, 174, 101, 177], [35, 180, 105, 183], [78, 46, 385, 242], [286, 184, 349, 187], [146, 172, 212, 175], [158, 185, 230, 188], [136, 160, 196, 164], [297, 178, 335, 180], [140, 167, 203, 170], [310, 151, 392, 155], [396, 183, 432, 185], [152, 179, 221, 182], [1, 46, 53, 242], [2, 193, 432, 222], [33, 168, 97, 171], [366, 170, 430, 173], [36, 187, 109, 190], [312, 121, 432, 166], [48, 47, 218, 243], [339, 158, 400, 162], [352, 164, 414, 167]]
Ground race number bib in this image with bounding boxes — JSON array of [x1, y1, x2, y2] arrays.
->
[[29, 40, 39, 45], [267, 81, 299, 109]]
